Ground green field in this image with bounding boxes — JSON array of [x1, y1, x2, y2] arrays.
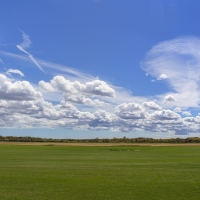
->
[[0, 144, 200, 200]]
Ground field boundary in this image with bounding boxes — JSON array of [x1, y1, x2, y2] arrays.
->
[[1, 142, 200, 146]]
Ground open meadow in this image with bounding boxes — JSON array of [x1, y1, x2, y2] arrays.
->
[[0, 143, 200, 200]]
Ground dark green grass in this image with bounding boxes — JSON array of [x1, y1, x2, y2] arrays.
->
[[0, 145, 200, 200]]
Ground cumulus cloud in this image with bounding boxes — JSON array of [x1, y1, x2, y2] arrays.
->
[[174, 107, 181, 113], [182, 111, 192, 116], [39, 76, 115, 97], [119, 126, 131, 132], [39, 76, 115, 107], [84, 79, 115, 97], [157, 74, 168, 80], [88, 110, 113, 128], [115, 103, 146, 119], [6, 69, 24, 77], [143, 101, 162, 110], [0, 72, 199, 136], [63, 95, 107, 106], [36, 101, 78, 120], [0, 47, 148, 108], [0, 74, 42, 101], [151, 109, 180, 120], [39, 80, 55, 92], [164, 95, 176, 103], [183, 117, 195, 122], [2, 33, 200, 136]]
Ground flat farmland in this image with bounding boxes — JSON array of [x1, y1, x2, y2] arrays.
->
[[0, 144, 200, 200]]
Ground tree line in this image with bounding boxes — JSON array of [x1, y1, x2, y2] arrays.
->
[[0, 135, 200, 143]]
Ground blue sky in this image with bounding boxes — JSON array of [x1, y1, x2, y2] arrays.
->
[[0, 0, 200, 139]]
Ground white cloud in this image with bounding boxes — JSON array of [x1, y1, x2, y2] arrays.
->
[[182, 111, 192, 116], [157, 73, 168, 80], [0, 72, 199, 135], [119, 126, 131, 132], [89, 110, 113, 128], [0, 74, 196, 136], [142, 36, 200, 108], [6, 69, 24, 77], [143, 101, 162, 110], [174, 107, 181, 113], [0, 50, 92, 82], [84, 79, 115, 97], [151, 109, 180, 120], [0, 49, 151, 109], [0, 74, 42, 101], [2, 33, 200, 136], [63, 95, 107, 106], [16, 31, 45, 72], [115, 103, 146, 119], [39, 76, 115, 107], [164, 95, 176, 103], [183, 117, 195, 122], [40, 76, 115, 97], [36, 101, 78, 120], [39, 80, 55, 92]]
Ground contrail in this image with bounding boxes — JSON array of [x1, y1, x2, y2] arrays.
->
[[16, 31, 45, 73]]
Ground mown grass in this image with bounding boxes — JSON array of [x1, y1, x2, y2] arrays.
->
[[0, 145, 200, 199]]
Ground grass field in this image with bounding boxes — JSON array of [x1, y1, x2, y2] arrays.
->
[[0, 144, 200, 200]]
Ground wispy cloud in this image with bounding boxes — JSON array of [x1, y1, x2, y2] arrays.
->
[[6, 69, 24, 77], [0, 44, 8, 46], [0, 48, 152, 108], [0, 68, 199, 136], [36, 58, 93, 81], [16, 31, 45, 72], [0, 50, 89, 80], [1, 33, 200, 136], [142, 36, 200, 109]]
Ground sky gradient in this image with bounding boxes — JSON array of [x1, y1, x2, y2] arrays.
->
[[1, 0, 200, 139]]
